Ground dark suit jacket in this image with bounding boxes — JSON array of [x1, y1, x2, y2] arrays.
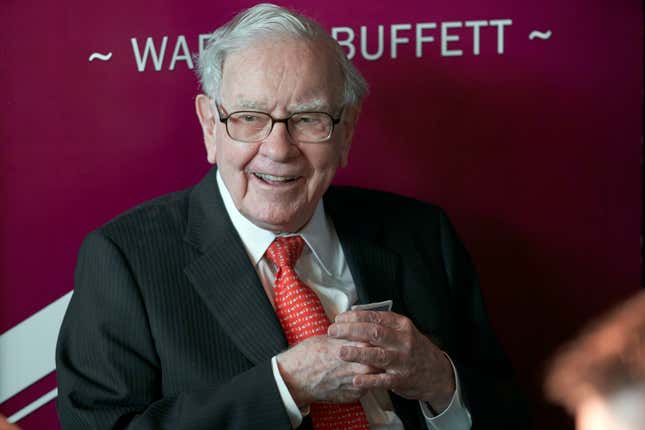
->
[[56, 167, 528, 429]]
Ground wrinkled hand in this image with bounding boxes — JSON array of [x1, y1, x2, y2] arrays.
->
[[276, 335, 380, 408], [0, 415, 20, 430], [329, 310, 455, 412]]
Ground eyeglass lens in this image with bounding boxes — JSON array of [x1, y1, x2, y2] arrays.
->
[[226, 112, 333, 142]]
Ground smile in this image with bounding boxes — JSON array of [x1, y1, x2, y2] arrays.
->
[[252, 172, 301, 184]]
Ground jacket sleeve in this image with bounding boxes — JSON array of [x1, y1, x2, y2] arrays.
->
[[437, 210, 531, 429], [56, 231, 292, 430]]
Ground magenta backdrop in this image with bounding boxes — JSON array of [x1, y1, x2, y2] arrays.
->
[[1, 1, 642, 429]]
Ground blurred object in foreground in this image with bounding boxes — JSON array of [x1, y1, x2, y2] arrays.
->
[[545, 291, 645, 430], [0, 415, 21, 430]]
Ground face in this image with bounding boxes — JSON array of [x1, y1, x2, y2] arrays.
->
[[196, 38, 359, 232]]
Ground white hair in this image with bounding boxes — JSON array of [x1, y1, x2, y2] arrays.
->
[[196, 3, 368, 107]]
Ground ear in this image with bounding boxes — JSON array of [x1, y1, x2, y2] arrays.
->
[[195, 94, 218, 164], [338, 103, 361, 168]]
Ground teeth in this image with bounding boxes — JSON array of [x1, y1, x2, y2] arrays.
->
[[254, 173, 297, 182]]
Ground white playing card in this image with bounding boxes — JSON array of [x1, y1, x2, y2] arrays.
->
[[351, 300, 393, 312]]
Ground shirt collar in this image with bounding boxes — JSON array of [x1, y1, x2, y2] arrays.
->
[[216, 171, 336, 276]]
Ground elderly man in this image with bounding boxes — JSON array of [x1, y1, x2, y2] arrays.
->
[[56, 3, 526, 429]]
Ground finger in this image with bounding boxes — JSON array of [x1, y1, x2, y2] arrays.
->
[[335, 310, 406, 330], [353, 373, 399, 390], [328, 322, 400, 347], [329, 387, 367, 404], [339, 340, 371, 348], [338, 382, 367, 393], [339, 345, 397, 369], [347, 361, 382, 375]]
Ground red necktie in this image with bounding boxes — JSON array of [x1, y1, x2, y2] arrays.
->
[[267, 236, 370, 430]]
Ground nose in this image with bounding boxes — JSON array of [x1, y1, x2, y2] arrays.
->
[[258, 121, 299, 161]]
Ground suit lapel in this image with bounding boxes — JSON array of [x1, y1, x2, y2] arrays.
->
[[338, 237, 400, 309], [326, 189, 426, 429], [183, 168, 287, 365], [324, 190, 403, 314]]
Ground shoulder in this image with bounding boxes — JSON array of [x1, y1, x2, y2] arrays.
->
[[324, 185, 448, 224], [324, 185, 463, 261], [89, 187, 194, 252]]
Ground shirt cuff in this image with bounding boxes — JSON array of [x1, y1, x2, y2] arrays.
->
[[271, 355, 306, 429], [420, 353, 472, 430]]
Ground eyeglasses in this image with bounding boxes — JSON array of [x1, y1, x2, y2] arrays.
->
[[215, 103, 342, 143]]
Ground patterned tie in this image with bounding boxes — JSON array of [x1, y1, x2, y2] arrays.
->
[[266, 236, 370, 430]]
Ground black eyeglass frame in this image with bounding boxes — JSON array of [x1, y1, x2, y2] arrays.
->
[[215, 103, 343, 143]]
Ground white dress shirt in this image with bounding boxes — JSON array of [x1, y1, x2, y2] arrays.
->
[[216, 172, 472, 429]]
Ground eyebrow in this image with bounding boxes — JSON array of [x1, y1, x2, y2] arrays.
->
[[289, 99, 329, 112], [230, 99, 267, 110], [226, 98, 334, 113]]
